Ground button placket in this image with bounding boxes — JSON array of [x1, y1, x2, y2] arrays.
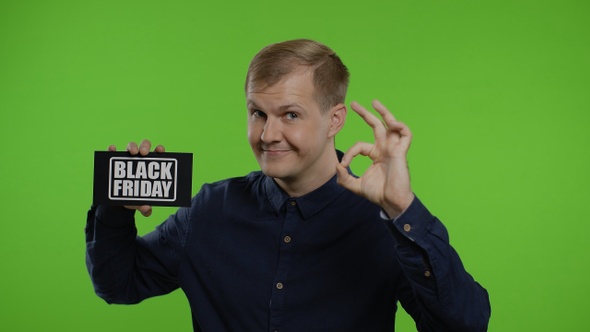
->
[[269, 199, 300, 330]]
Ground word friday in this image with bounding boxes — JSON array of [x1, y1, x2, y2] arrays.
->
[[109, 159, 177, 200]]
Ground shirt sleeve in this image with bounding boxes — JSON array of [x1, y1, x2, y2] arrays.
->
[[85, 203, 191, 304], [384, 196, 491, 331]]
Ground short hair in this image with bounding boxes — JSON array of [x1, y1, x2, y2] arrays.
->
[[245, 39, 350, 112]]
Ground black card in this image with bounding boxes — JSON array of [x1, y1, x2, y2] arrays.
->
[[93, 151, 193, 207]]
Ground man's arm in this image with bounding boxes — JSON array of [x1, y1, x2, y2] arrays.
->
[[336, 100, 490, 331], [86, 203, 190, 304], [386, 196, 490, 331], [86, 140, 187, 304]]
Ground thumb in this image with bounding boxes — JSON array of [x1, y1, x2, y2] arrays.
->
[[336, 163, 360, 195], [137, 205, 153, 217], [125, 205, 153, 217]]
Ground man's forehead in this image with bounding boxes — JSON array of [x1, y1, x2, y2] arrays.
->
[[247, 68, 313, 94], [246, 69, 319, 111]]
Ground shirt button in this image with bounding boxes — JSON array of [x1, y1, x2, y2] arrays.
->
[[403, 224, 412, 232], [276, 282, 284, 290], [290, 201, 296, 206], [424, 271, 431, 277], [284, 235, 291, 243]]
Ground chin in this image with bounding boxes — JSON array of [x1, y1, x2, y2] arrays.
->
[[260, 167, 286, 179], [259, 163, 294, 180]]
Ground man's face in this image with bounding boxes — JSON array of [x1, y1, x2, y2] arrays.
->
[[247, 70, 337, 187]]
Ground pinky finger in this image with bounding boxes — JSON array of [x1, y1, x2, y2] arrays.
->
[[154, 144, 166, 153]]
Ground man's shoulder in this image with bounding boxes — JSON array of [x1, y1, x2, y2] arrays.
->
[[187, 171, 268, 216], [204, 171, 264, 187], [196, 171, 265, 197]]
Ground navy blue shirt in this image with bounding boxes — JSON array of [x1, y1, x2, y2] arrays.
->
[[86, 171, 490, 331]]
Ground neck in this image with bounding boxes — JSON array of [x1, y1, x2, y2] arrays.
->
[[274, 149, 339, 197]]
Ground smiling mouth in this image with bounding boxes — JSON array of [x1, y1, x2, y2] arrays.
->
[[261, 149, 291, 157]]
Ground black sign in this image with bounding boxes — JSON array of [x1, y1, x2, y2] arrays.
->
[[93, 151, 193, 207]]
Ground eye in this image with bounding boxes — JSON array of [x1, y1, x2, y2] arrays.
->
[[251, 109, 266, 118], [285, 112, 298, 120]]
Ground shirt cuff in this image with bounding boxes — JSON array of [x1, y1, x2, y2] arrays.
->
[[379, 207, 408, 222], [382, 196, 434, 244], [94, 205, 136, 228]]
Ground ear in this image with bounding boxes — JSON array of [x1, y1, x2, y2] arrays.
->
[[327, 103, 347, 138]]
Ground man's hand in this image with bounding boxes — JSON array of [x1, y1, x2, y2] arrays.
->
[[108, 139, 166, 217], [336, 100, 415, 218]]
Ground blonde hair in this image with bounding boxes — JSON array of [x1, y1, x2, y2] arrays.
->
[[245, 39, 349, 112]]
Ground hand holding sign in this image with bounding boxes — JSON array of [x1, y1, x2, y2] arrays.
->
[[108, 139, 165, 217], [94, 139, 193, 216]]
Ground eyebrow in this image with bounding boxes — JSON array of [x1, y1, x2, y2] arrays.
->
[[247, 101, 305, 113], [278, 103, 304, 112], [246, 100, 258, 109]]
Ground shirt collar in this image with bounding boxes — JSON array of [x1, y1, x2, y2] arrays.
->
[[263, 150, 349, 220]]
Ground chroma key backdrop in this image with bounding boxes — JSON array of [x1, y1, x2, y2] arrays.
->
[[1, 1, 589, 331]]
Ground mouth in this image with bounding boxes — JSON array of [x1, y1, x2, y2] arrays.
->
[[261, 148, 291, 158]]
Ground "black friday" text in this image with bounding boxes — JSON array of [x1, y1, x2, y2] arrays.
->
[[111, 160, 175, 198]]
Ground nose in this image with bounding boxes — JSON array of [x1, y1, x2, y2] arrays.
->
[[261, 118, 282, 143]]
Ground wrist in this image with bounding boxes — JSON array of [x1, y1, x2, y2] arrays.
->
[[382, 193, 415, 218]]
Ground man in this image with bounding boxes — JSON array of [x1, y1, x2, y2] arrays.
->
[[86, 39, 491, 331]]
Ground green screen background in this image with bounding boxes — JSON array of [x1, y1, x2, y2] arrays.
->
[[1, 0, 588, 331]]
